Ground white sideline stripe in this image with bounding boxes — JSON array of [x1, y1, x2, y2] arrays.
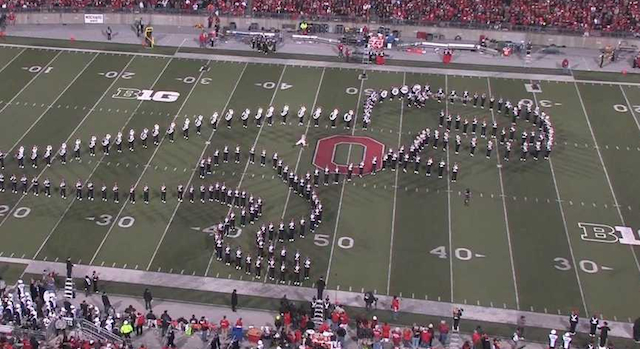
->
[[4, 42, 640, 87], [386, 72, 406, 296], [486, 77, 520, 310], [573, 82, 640, 275], [279, 67, 326, 220], [205, 65, 288, 278], [3, 51, 62, 153], [89, 59, 207, 265], [0, 52, 101, 231], [325, 74, 365, 284], [444, 74, 454, 303], [32, 55, 141, 259], [147, 62, 249, 271]]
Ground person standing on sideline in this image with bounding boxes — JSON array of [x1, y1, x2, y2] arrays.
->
[[598, 321, 610, 349], [92, 271, 99, 293], [231, 289, 238, 312], [83, 275, 91, 297], [316, 276, 326, 299], [143, 288, 153, 310], [391, 296, 400, 320], [101, 291, 112, 314], [66, 258, 73, 278], [516, 315, 526, 339], [452, 308, 463, 332]]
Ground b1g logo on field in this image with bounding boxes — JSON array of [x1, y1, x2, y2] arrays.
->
[[112, 88, 180, 103], [578, 222, 640, 246], [313, 135, 384, 175]]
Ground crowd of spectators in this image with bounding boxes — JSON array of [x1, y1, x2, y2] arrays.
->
[[0, 0, 638, 35]]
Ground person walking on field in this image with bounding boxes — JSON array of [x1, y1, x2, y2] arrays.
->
[[316, 277, 325, 299]]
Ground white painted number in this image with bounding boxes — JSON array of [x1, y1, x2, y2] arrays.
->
[[613, 104, 640, 113], [614, 104, 628, 113], [94, 214, 134, 228], [346, 87, 358, 95], [27, 66, 53, 73], [553, 257, 572, 271], [539, 99, 553, 108], [455, 248, 472, 261], [430, 246, 478, 261], [554, 257, 602, 273], [519, 98, 554, 108], [104, 71, 119, 78], [314, 234, 330, 247], [200, 77, 212, 85], [579, 260, 599, 274], [262, 82, 276, 89], [182, 76, 196, 84], [12, 207, 31, 219], [96, 214, 112, 226], [337, 236, 354, 249], [103, 71, 135, 79], [430, 246, 447, 259], [519, 99, 533, 106], [227, 228, 242, 238], [117, 216, 135, 229], [364, 88, 375, 96], [0, 205, 9, 217], [280, 83, 292, 90]]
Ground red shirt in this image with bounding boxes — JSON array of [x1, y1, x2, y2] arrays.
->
[[300, 315, 308, 329], [340, 313, 349, 325], [382, 324, 391, 339], [220, 319, 230, 329], [403, 328, 412, 341], [472, 332, 481, 345], [391, 298, 400, 311], [235, 319, 243, 327], [331, 312, 340, 323], [420, 329, 432, 343], [438, 323, 449, 334], [284, 312, 292, 326]]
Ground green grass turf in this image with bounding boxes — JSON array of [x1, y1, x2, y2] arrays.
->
[[0, 45, 639, 322], [0, 262, 27, 285]]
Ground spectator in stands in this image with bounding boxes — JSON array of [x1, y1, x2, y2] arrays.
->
[[0, 277, 5, 296]]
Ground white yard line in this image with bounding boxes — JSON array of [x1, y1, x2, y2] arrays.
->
[[146, 62, 249, 271], [573, 82, 640, 275], [618, 85, 640, 133], [385, 72, 406, 295], [530, 81, 588, 315], [89, 60, 209, 265], [0, 47, 26, 73], [205, 65, 288, 277], [2, 51, 63, 151], [325, 74, 365, 285], [0, 52, 102, 229], [279, 67, 326, 219], [486, 78, 520, 310], [444, 74, 454, 303], [33, 56, 170, 260], [10, 51, 93, 154]]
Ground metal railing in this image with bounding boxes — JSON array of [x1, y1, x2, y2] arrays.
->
[[77, 318, 124, 344]]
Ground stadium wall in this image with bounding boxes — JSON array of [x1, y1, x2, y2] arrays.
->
[[13, 12, 640, 49]]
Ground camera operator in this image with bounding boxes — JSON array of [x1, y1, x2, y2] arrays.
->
[[364, 291, 378, 309]]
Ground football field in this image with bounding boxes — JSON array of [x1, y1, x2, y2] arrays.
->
[[0, 44, 640, 323]]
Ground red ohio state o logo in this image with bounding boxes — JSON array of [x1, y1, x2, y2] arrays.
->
[[313, 135, 385, 175]]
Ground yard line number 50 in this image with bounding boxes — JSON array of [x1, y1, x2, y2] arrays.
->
[[314, 234, 354, 249]]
